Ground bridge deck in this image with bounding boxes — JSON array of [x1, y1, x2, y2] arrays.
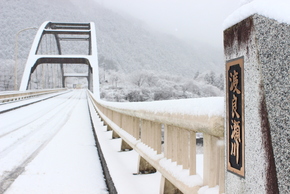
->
[[0, 89, 161, 194], [0, 90, 107, 193]]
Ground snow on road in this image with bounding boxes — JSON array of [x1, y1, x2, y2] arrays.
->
[[0, 89, 208, 194], [0, 90, 70, 113], [0, 90, 107, 194]]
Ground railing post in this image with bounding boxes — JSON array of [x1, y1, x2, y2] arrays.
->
[[153, 122, 162, 154], [164, 124, 169, 157], [148, 121, 154, 149], [137, 155, 156, 174], [112, 131, 120, 139], [106, 109, 113, 131], [218, 138, 225, 194], [177, 128, 182, 166], [116, 113, 123, 128], [117, 112, 122, 127], [165, 125, 173, 160], [101, 107, 107, 126], [143, 121, 162, 154], [160, 177, 182, 194], [112, 111, 120, 139], [161, 125, 185, 194], [138, 119, 156, 174], [121, 140, 132, 151], [108, 109, 113, 120], [132, 117, 140, 140], [189, 131, 196, 175], [104, 109, 113, 130], [126, 115, 134, 135], [203, 134, 219, 187], [140, 119, 161, 153], [107, 124, 113, 131], [172, 126, 178, 163], [121, 114, 128, 132], [181, 129, 189, 169], [141, 119, 148, 144], [121, 115, 133, 151]]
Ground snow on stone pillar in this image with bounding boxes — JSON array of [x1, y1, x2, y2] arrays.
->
[[224, 13, 289, 194]]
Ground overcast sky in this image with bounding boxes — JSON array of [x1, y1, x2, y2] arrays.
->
[[94, 0, 242, 49]]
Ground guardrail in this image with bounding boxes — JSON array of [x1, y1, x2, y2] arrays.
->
[[88, 91, 225, 194], [0, 88, 67, 104]]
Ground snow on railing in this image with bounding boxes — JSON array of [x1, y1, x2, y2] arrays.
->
[[88, 91, 225, 194], [0, 88, 67, 104]]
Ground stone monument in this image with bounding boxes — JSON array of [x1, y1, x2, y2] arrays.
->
[[224, 13, 289, 193]]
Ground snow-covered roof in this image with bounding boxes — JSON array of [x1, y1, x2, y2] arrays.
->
[[223, 0, 290, 30]]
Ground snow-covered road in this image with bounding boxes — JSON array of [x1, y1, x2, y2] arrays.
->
[[0, 89, 206, 194], [0, 90, 108, 193]]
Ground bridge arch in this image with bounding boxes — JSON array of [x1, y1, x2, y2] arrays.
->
[[20, 21, 100, 97]]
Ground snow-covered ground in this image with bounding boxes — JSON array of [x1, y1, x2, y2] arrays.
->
[[0, 90, 70, 113], [0, 90, 107, 193]]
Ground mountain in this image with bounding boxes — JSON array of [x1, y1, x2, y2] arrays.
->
[[0, 0, 223, 90]]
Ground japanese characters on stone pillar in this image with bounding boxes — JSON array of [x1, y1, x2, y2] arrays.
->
[[226, 57, 244, 177]]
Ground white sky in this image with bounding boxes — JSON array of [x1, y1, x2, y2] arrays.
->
[[94, 0, 242, 49]]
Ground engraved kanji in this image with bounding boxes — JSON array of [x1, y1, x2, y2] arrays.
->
[[229, 70, 241, 94], [231, 119, 241, 164], [232, 94, 240, 118]]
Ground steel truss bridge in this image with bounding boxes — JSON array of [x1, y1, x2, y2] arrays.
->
[[20, 21, 99, 96]]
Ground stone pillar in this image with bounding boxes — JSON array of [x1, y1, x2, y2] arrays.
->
[[224, 14, 289, 193]]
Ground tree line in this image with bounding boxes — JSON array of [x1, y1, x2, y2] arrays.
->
[[99, 67, 224, 102]]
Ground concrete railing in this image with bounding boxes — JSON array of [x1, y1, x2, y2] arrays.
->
[[88, 91, 225, 194], [0, 88, 67, 104]]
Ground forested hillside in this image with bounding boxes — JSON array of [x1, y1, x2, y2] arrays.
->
[[0, 0, 224, 100]]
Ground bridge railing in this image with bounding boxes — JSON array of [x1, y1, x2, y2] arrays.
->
[[88, 91, 224, 194], [0, 88, 67, 104]]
